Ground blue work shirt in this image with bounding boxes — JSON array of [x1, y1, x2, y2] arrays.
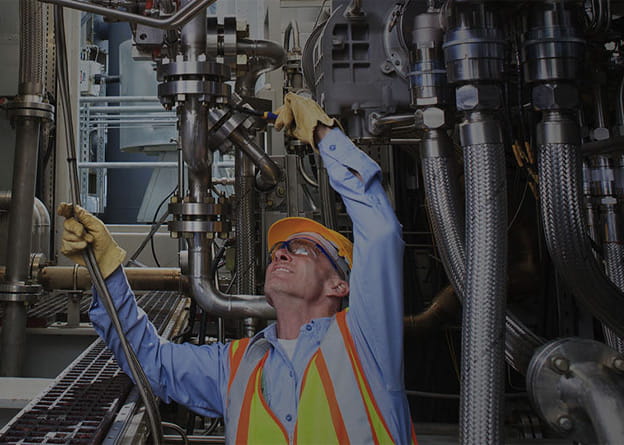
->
[[90, 128, 412, 442]]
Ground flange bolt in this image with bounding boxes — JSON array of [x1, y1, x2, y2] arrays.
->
[[557, 416, 573, 432], [551, 356, 570, 374]]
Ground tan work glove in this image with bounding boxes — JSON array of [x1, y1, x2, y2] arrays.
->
[[57, 203, 126, 279], [274, 92, 342, 148]]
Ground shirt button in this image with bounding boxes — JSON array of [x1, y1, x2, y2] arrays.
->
[[286, 414, 293, 422], [306, 324, 312, 331], [329, 144, 336, 151]]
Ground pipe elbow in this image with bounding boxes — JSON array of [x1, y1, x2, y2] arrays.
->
[[189, 275, 276, 319]]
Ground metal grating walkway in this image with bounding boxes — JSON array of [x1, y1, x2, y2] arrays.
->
[[0, 291, 184, 444]]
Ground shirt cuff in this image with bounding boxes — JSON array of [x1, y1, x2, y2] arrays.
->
[[317, 128, 380, 186]]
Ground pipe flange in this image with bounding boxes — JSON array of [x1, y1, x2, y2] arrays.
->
[[157, 61, 231, 81], [6, 100, 55, 121], [158, 81, 231, 107], [168, 220, 231, 235], [527, 338, 619, 442], [168, 202, 227, 216], [0, 282, 42, 303]]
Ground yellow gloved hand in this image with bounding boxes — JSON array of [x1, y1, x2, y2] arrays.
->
[[57, 203, 126, 279], [274, 92, 342, 148]]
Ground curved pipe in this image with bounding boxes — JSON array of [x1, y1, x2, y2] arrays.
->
[[236, 39, 287, 97], [0, 192, 50, 259], [228, 127, 282, 191], [404, 284, 460, 336], [283, 20, 301, 52], [420, 130, 544, 375], [537, 113, 624, 338], [39, 0, 217, 30], [187, 235, 275, 318]]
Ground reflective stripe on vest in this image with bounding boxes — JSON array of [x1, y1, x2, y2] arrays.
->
[[227, 337, 251, 394], [227, 313, 417, 444]]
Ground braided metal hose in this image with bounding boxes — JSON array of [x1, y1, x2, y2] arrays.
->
[[459, 140, 508, 445], [421, 131, 544, 375], [603, 243, 624, 352], [236, 155, 258, 337], [538, 140, 624, 339], [19, 0, 44, 95]]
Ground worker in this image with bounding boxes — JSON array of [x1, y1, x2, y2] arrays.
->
[[58, 93, 416, 444]]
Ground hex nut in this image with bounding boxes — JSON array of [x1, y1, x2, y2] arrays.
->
[[422, 107, 445, 129], [456, 84, 502, 111], [590, 127, 610, 141], [532, 83, 578, 111]]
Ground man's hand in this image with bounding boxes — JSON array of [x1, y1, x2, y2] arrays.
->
[[57, 203, 126, 279], [274, 93, 341, 148]]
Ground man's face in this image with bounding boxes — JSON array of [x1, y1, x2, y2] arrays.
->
[[264, 236, 339, 307]]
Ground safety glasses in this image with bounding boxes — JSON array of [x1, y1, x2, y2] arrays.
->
[[269, 238, 342, 276]]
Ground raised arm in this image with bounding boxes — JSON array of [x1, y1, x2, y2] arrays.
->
[[317, 128, 405, 390], [58, 204, 229, 416], [274, 95, 405, 389]]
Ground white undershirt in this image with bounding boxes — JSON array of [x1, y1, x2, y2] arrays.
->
[[277, 338, 299, 360]]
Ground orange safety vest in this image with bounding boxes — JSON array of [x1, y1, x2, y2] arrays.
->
[[225, 311, 418, 444]]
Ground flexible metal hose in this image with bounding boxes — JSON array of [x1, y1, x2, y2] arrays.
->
[[460, 139, 508, 445], [420, 131, 544, 375], [603, 244, 624, 352], [538, 137, 624, 339], [19, 0, 44, 95]]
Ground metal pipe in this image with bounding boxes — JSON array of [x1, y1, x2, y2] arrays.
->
[[527, 338, 624, 444], [562, 362, 624, 443], [181, 98, 211, 200], [0, 0, 46, 377], [4, 118, 41, 285], [86, 105, 169, 112], [34, 266, 183, 291], [0, 192, 51, 259], [228, 128, 281, 191], [80, 96, 161, 103], [39, 0, 217, 30], [79, 162, 179, 169], [180, 0, 206, 61], [187, 234, 275, 319], [370, 113, 415, 135], [403, 284, 460, 336], [236, 39, 287, 97], [283, 20, 301, 52]]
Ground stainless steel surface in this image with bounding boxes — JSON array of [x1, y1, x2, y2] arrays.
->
[[1, 0, 48, 378], [527, 338, 624, 444], [187, 233, 275, 319], [537, 116, 624, 339], [39, 0, 218, 30]]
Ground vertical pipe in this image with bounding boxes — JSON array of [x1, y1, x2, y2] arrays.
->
[[0, 0, 45, 377]]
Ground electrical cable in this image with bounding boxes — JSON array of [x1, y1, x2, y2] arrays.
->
[[55, 7, 163, 443], [162, 421, 189, 445], [150, 186, 178, 267]]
